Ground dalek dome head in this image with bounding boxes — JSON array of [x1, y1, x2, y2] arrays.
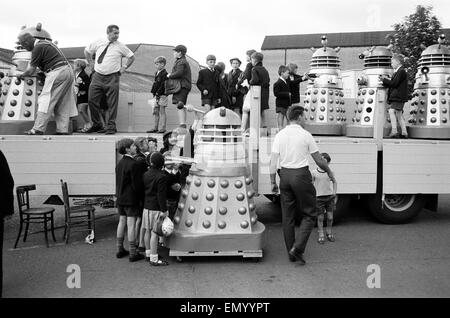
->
[[360, 46, 393, 69], [18, 23, 52, 41], [310, 47, 340, 69], [419, 44, 450, 68], [202, 107, 242, 127]]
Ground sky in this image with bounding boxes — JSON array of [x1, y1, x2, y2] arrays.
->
[[1, 0, 449, 70]]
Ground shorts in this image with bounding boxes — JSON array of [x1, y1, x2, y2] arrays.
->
[[276, 106, 288, 115], [316, 195, 336, 214], [388, 101, 404, 111], [155, 95, 168, 108], [172, 88, 190, 105], [201, 98, 219, 107], [142, 209, 160, 230], [117, 205, 142, 217]]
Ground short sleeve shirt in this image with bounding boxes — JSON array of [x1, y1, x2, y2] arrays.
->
[[85, 39, 134, 75], [30, 40, 65, 72], [312, 169, 334, 196], [271, 124, 319, 169]]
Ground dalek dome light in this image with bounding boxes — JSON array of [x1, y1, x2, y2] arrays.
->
[[202, 107, 242, 126]]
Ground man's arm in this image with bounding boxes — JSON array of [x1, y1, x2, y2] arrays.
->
[[120, 55, 135, 74], [18, 65, 37, 79], [311, 151, 336, 183]]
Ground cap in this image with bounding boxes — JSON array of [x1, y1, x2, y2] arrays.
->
[[206, 54, 216, 61], [173, 44, 187, 54], [230, 57, 242, 65]]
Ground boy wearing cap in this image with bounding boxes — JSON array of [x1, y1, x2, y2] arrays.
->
[[148, 56, 169, 133], [167, 45, 192, 131], [142, 152, 169, 266], [197, 55, 220, 111], [227, 58, 244, 115]]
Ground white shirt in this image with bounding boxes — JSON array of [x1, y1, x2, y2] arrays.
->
[[85, 39, 134, 75], [279, 76, 287, 84], [271, 124, 319, 169], [312, 168, 334, 196]]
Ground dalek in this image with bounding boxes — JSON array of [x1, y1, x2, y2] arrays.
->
[[167, 107, 265, 259], [346, 46, 393, 138], [408, 35, 450, 139], [303, 36, 345, 135], [0, 24, 49, 134]]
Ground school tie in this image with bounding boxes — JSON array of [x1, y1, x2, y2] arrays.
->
[[97, 42, 112, 64]]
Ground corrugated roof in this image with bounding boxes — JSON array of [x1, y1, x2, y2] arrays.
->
[[261, 29, 450, 50]]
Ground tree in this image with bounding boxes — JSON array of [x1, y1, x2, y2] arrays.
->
[[386, 5, 442, 95]]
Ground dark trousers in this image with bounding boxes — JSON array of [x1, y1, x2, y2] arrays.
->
[[88, 72, 120, 131], [279, 167, 317, 254]]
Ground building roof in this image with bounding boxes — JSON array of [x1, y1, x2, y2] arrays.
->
[[261, 29, 450, 50]]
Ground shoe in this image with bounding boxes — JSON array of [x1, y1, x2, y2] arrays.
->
[[55, 132, 70, 135], [288, 247, 306, 265], [401, 134, 408, 139], [85, 126, 102, 133], [129, 253, 145, 262], [137, 246, 146, 254], [24, 129, 44, 135], [318, 236, 325, 244], [96, 128, 107, 133], [158, 129, 166, 134], [326, 233, 335, 242], [146, 129, 158, 133], [150, 259, 169, 266], [116, 249, 129, 258], [105, 130, 116, 135], [388, 132, 400, 139]]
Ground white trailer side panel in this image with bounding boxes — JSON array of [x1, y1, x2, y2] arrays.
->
[[0, 136, 116, 196], [256, 137, 378, 195], [383, 140, 450, 194]]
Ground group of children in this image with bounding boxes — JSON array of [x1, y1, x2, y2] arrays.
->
[[115, 135, 184, 266]]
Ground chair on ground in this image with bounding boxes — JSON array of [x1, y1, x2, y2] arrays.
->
[[14, 185, 56, 248], [60, 180, 95, 244]]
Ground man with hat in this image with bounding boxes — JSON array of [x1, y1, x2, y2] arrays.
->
[[167, 45, 192, 130], [84, 25, 135, 135], [227, 57, 245, 114], [17, 32, 78, 135]]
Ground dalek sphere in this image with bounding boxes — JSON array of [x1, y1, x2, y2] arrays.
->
[[408, 35, 450, 139], [167, 107, 265, 259], [346, 46, 393, 137], [303, 36, 345, 135], [0, 24, 49, 133]]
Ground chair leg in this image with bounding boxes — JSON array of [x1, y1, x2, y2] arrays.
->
[[43, 216, 49, 248], [65, 220, 70, 244], [91, 210, 96, 242], [14, 221, 23, 249], [50, 213, 57, 242], [63, 223, 67, 241], [23, 216, 30, 242]]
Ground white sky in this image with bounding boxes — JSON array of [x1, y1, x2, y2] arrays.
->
[[1, 0, 449, 70]]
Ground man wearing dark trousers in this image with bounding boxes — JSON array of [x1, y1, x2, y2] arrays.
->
[[269, 106, 336, 265], [84, 25, 135, 135], [0, 150, 14, 297]]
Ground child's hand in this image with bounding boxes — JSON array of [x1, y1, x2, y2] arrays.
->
[[334, 194, 338, 205], [172, 183, 181, 192], [232, 97, 236, 104], [203, 89, 208, 96]]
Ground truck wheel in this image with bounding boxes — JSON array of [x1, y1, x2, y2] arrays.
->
[[368, 194, 425, 224]]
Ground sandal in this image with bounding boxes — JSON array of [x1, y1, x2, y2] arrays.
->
[[326, 233, 335, 242], [150, 259, 169, 266], [318, 236, 325, 244]]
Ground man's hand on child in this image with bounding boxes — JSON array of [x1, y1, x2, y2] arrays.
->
[[203, 90, 208, 96], [172, 183, 181, 192]]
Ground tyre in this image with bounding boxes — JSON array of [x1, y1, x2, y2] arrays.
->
[[368, 193, 425, 224]]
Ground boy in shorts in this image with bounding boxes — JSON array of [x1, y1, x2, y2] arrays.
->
[[115, 138, 145, 262], [312, 153, 338, 244], [148, 56, 169, 133], [273, 65, 292, 131]]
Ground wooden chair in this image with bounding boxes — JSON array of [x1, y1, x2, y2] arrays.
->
[[60, 180, 96, 244], [14, 185, 56, 248]]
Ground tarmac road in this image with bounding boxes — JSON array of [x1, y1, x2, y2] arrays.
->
[[2, 194, 450, 298]]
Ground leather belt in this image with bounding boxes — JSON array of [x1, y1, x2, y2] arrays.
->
[[45, 62, 68, 73]]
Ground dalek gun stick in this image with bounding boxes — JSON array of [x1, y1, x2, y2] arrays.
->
[[177, 103, 206, 114]]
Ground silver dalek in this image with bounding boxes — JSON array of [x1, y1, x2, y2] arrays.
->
[[408, 35, 450, 139], [303, 36, 346, 135], [167, 107, 265, 259], [0, 24, 49, 134], [346, 46, 394, 138]]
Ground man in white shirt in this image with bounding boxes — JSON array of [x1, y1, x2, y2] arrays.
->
[[269, 106, 336, 265], [84, 25, 135, 134]]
